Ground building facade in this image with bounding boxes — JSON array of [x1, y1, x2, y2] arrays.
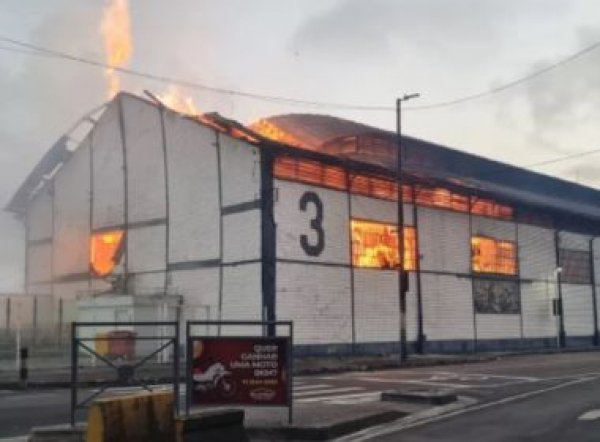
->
[[8, 93, 600, 354]]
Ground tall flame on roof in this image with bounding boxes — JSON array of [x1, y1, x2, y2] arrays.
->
[[101, 0, 133, 98]]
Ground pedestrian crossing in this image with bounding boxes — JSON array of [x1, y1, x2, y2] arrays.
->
[[90, 380, 382, 405], [292, 380, 380, 405]]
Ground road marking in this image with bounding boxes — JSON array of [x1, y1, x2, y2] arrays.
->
[[357, 377, 473, 389], [295, 387, 364, 397], [335, 376, 598, 441], [293, 384, 331, 391], [578, 409, 600, 421], [327, 392, 381, 405], [297, 391, 381, 404]]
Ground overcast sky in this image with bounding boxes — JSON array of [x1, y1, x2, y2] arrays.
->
[[1, 0, 599, 291]]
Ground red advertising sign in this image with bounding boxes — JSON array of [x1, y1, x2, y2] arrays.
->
[[190, 337, 289, 406]]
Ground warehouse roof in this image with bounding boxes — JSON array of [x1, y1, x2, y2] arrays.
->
[[250, 114, 600, 222], [7, 94, 600, 225]]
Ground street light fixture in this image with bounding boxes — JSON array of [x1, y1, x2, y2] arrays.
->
[[396, 93, 420, 363]]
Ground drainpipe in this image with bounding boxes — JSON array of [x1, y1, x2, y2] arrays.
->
[[554, 230, 566, 348], [590, 237, 598, 346]]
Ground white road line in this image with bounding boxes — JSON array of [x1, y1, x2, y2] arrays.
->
[[295, 387, 364, 397], [357, 377, 474, 389], [327, 392, 381, 405], [336, 376, 598, 442], [293, 384, 331, 391], [578, 409, 600, 421], [297, 391, 380, 403]]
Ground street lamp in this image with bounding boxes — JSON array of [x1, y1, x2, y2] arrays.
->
[[396, 93, 420, 363]]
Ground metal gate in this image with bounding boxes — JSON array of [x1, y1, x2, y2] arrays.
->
[[70, 321, 180, 425]]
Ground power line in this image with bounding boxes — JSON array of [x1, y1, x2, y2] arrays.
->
[[0, 34, 599, 112], [524, 147, 600, 169]]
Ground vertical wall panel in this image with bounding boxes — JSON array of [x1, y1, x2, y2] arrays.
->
[[276, 262, 352, 345], [127, 225, 166, 272], [92, 100, 124, 229], [165, 114, 220, 263], [475, 314, 520, 339], [170, 268, 219, 321], [562, 284, 594, 337], [560, 232, 589, 251], [521, 281, 556, 338], [219, 135, 261, 206], [222, 211, 261, 263], [221, 264, 262, 335], [518, 225, 555, 280], [353, 271, 418, 344], [121, 95, 166, 223], [53, 138, 90, 277], [418, 208, 470, 273], [421, 274, 474, 341], [27, 188, 53, 241], [471, 216, 515, 240], [27, 245, 52, 285], [275, 180, 349, 265], [350, 195, 414, 226]]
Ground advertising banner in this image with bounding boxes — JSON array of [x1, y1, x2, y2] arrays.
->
[[190, 336, 289, 406]]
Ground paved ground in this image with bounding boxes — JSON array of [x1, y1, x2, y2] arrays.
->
[[1, 351, 600, 439]]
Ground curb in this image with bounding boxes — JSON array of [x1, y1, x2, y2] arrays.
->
[[247, 410, 406, 441]]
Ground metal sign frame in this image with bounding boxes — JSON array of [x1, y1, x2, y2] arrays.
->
[[185, 320, 293, 424], [70, 321, 180, 426]]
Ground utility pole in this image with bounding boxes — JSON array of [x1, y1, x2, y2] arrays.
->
[[396, 93, 419, 363]]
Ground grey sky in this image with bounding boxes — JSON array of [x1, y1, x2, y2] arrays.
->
[[1, 0, 599, 291]]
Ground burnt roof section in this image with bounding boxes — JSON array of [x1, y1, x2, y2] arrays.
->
[[254, 113, 600, 222], [5, 136, 71, 214]]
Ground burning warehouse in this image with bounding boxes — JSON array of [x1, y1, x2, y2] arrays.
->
[[7, 92, 600, 354]]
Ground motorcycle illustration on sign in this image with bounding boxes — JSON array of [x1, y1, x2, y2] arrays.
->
[[190, 337, 288, 406]]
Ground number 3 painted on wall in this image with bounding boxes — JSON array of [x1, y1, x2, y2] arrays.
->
[[299, 191, 325, 256]]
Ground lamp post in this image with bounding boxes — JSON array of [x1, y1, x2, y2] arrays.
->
[[396, 93, 419, 363]]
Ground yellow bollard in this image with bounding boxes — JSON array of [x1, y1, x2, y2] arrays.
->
[[86, 391, 174, 442]]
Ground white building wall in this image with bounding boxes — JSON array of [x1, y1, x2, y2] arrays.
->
[[472, 216, 520, 340], [164, 112, 220, 264], [518, 224, 556, 338], [127, 225, 166, 273], [219, 135, 261, 206], [559, 231, 594, 338], [350, 194, 414, 226], [418, 207, 470, 274], [562, 284, 595, 336], [27, 187, 53, 242], [475, 315, 520, 339], [521, 281, 556, 338], [418, 207, 473, 342], [92, 99, 125, 230], [53, 137, 90, 278], [421, 274, 474, 341], [276, 262, 352, 345], [560, 231, 589, 251], [121, 95, 167, 223], [275, 180, 349, 265], [27, 244, 52, 286], [222, 211, 261, 263], [274, 179, 352, 346], [471, 216, 515, 241]]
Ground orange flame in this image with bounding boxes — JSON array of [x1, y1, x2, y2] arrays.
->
[[101, 0, 133, 98], [157, 85, 201, 116], [249, 119, 308, 149]]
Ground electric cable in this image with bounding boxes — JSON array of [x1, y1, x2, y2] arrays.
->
[[0, 34, 599, 112]]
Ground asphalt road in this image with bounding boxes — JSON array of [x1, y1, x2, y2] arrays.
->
[[1, 351, 600, 439]]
